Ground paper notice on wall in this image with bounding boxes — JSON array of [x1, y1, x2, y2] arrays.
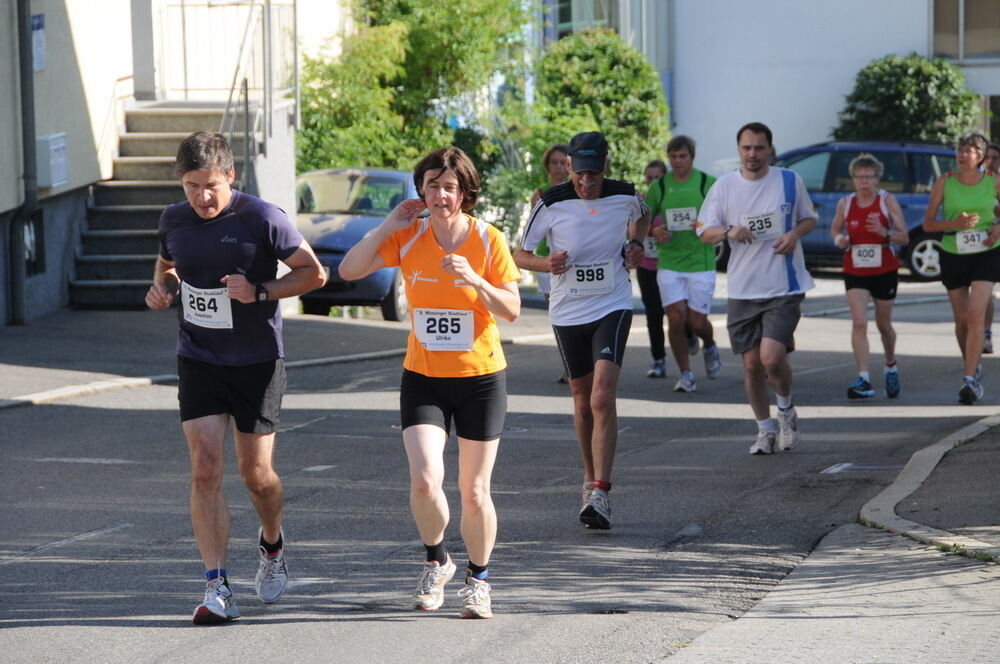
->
[[32, 14, 45, 72]]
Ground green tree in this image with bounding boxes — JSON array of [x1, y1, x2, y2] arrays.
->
[[833, 53, 980, 144], [535, 29, 670, 185], [297, 0, 528, 173]]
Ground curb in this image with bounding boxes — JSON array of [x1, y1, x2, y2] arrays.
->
[[860, 412, 1000, 561], [0, 332, 555, 412]]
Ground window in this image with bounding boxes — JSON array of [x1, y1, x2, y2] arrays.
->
[[934, 0, 1000, 60], [297, 173, 406, 216], [911, 153, 957, 194], [828, 151, 905, 194], [779, 152, 831, 192], [554, 0, 618, 39]]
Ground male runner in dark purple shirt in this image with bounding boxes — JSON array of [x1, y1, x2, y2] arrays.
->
[[145, 131, 324, 624]]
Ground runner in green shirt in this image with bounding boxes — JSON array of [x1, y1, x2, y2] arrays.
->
[[647, 135, 723, 393]]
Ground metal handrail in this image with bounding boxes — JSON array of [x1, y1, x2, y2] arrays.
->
[[220, 1, 265, 193]]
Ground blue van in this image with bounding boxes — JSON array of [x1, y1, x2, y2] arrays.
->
[[774, 141, 955, 279]]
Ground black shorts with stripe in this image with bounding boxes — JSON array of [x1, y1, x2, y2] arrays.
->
[[552, 309, 633, 379]]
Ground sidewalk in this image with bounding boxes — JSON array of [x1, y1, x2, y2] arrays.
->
[[1, 306, 998, 661]]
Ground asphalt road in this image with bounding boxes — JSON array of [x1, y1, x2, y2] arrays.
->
[[0, 276, 993, 663]]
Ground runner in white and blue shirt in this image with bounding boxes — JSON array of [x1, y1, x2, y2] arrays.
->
[[696, 122, 816, 456]]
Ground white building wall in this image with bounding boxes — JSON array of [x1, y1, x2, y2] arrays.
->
[[668, 0, 932, 174]]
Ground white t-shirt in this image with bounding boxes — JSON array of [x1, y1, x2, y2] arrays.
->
[[521, 180, 648, 326], [697, 167, 816, 300]]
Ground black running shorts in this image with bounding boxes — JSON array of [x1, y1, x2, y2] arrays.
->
[[552, 309, 633, 379], [844, 270, 899, 300], [177, 355, 286, 434], [400, 369, 507, 441]]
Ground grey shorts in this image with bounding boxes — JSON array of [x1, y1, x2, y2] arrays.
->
[[727, 294, 804, 355]]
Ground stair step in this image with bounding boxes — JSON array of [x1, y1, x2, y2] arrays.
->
[[93, 181, 183, 206], [76, 254, 158, 280], [70, 279, 151, 310], [126, 107, 226, 133], [81, 229, 159, 255], [113, 156, 177, 181], [88, 205, 164, 231], [118, 132, 247, 157]]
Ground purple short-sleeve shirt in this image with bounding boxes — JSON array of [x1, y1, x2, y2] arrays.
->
[[159, 190, 304, 366]]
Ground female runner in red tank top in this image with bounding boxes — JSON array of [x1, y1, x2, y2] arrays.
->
[[831, 153, 909, 399]]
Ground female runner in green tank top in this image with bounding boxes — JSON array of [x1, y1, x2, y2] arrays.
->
[[923, 132, 1000, 404]]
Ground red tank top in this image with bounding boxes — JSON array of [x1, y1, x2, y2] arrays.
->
[[842, 191, 899, 276]]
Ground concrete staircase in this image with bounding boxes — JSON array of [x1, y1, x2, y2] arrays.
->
[[70, 106, 226, 308]]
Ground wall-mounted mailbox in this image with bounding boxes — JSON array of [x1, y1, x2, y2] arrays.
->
[[36, 132, 68, 188]]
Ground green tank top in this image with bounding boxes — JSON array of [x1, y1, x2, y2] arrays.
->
[[941, 173, 998, 254]]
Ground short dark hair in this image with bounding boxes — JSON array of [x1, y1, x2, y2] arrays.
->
[[174, 131, 235, 178], [736, 122, 773, 147], [645, 159, 667, 173], [957, 132, 989, 167], [541, 143, 570, 170], [666, 135, 696, 158], [413, 147, 481, 210]]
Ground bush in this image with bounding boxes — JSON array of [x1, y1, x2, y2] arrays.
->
[[833, 53, 979, 144]]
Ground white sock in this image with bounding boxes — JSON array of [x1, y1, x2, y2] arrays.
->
[[859, 371, 870, 382], [776, 394, 793, 410], [885, 364, 898, 374], [756, 418, 777, 433]]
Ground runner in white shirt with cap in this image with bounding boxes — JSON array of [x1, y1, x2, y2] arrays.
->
[[515, 131, 649, 529]]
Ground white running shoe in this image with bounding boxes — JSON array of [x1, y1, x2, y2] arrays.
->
[[749, 430, 776, 455], [413, 556, 456, 611], [704, 344, 722, 379], [958, 378, 984, 405], [255, 527, 289, 604], [580, 481, 595, 510], [579, 488, 611, 529], [646, 358, 667, 378], [673, 371, 696, 392], [777, 407, 799, 451], [458, 578, 493, 619], [193, 577, 240, 625]]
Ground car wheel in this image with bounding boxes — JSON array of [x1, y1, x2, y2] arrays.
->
[[904, 233, 942, 281], [714, 241, 730, 272], [380, 270, 408, 322], [301, 298, 331, 316]]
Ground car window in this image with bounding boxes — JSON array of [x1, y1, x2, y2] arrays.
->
[[778, 152, 830, 192], [911, 152, 957, 193], [297, 173, 407, 215], [829, 151, 905, 194]]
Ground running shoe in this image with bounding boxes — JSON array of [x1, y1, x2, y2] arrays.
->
[[580, 481, 595, 511], [885, 370, 901, 399], [646, 358, 667, 378], [687, 332, 700, 356], [255, 527, 288, 604], [579, 488, 611, 529], [413, 556, 456, 611], [704, 344, 722, 379], [673, 371, 696, 393], [975, 364, 984, 383], [958, 378, 984, 405], [193, 577, 240, 625], [847, 377, 875, 399], [458, 578, 493, 619], [749, 430, 776, 455], [985, 330, 993, 354], [777, 406, 799, 451]]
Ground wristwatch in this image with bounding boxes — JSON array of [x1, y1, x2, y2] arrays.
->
[[723, 226, 732, 238], [627, 239, 643, 250], [255, 283, 269, 303]]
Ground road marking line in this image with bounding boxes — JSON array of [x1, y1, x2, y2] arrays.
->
[[28, 457, 139, 465], [302, 465, 336, 472], [0, 523, 133, 566]]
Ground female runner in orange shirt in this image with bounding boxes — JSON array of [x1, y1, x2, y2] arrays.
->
[[339, 147, 520, 618]]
